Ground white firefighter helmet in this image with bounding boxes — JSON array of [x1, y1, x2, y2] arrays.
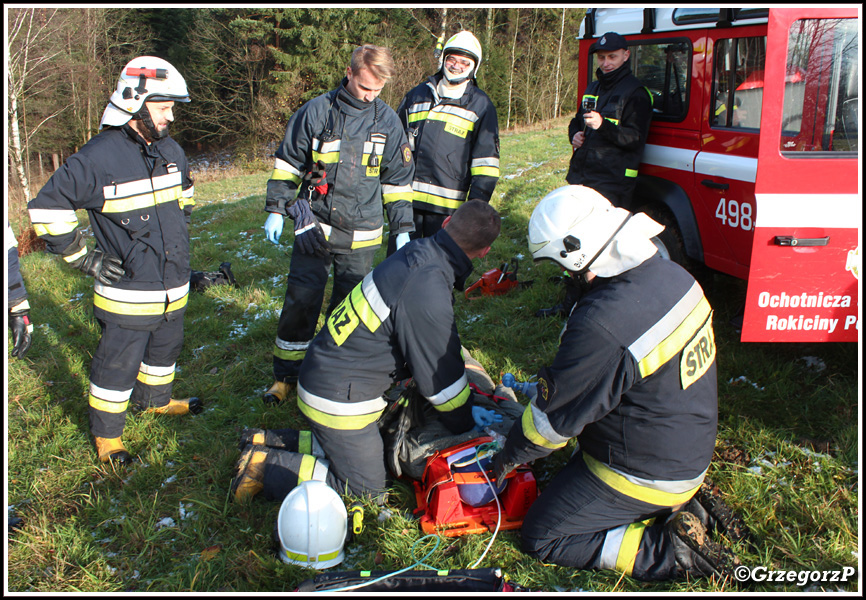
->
[[101, 56, 190, 129], [276, 480, 347, 569], [439, 31, 483, 83], [527, 185, 664, 277]]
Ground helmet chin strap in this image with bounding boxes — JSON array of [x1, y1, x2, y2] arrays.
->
[[133, 106, 167, 141]]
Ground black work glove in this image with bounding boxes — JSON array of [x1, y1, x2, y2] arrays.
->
[[71, 249, 126, 285], [491, 450, 518, 482], [286, 198, 330, 257], [303, 159, 328, 196], [9, 308, 33, 358]]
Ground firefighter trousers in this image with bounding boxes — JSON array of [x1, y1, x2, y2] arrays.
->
[[272, 248, 376, 383], [519, 451, 681, 581], [386, 210, 448, 256], [88, 316, 185, 439], [258, 422, 388, 504]]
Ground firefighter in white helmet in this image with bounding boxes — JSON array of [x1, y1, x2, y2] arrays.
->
[[27, 56, 201, 465], [390, 30, 500, 256], [489, 185, 739, 580]]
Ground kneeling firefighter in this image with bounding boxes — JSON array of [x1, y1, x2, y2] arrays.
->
[[489, 185, 740, 580]]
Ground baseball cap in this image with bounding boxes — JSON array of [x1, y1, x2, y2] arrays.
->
[[590, 32, 628, 53]]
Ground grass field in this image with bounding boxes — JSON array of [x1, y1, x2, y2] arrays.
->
[[5, 117, 860, 593]]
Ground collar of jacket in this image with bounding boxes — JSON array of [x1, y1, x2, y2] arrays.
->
[[426, 72, 474, 105], [595, 58, 634, 91], [336, 78, 377, 115], [433, 227, 475, 291], [120, 123, 166, 157]]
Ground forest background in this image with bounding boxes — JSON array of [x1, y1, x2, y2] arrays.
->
[[7, 6, 585, 202]]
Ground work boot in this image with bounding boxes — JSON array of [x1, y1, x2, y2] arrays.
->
[[144, 397, 204, 416], [666, 511, 739, 579], [263, 381, 293, 404], [237, 428, 324, 456], [94, 436, 136, 466], [231, 445, 269, 502], [685, 478, 751, 544]]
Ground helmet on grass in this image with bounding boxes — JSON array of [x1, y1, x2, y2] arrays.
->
[[276, 480, 347, 569]]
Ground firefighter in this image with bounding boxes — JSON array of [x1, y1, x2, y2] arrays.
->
[[566, 32, 653, 211], [232, 200, 502, 503], [491, 185, 737, 580], [8, 222, 34, 359], [541, 32, 654, 320], [261, 44, 415, 405], [27, 57, 202, 465], [389, 30, 500, 256]]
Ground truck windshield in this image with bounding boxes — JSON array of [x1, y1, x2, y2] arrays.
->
[[781, 18, 858, 153]]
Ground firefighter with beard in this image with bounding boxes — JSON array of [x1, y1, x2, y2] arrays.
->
[[261, 45, 415, 405], [27, 57, 201, 465], [390, 31, 500, 256], [490, 185, 738, 581]]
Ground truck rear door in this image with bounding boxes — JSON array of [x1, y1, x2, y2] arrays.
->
[[742, 7, 859, 342]]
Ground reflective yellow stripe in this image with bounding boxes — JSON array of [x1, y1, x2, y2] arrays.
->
[[615, 519, 655, 575], [93, 292, 188, 316], [407, 111, 429, 123], [427, 112, 476, 137], [413, 191, 464, 210], [625, 168, 638, 178], [64, 246, 88, 264], [136, 370, 174, 386], [605, 117, 620, 125], [102, 186, 182, 214], [89, 395, 129, 414], [33, 221, 79, 237], [638, 297, 711, 378], [520, 405, 569, 450], [432, 384, 471, 413], [584, 453, 700, 507], [350, 285, 383, 333], [298, 399, 384, 430], [297, 454, 317, 484], [312, 150, 340, 165], [274, 345, 305, 361], [298, 430, 312, 455], [270, 169, 302, 183], [351, 235, 382, 250], [282, 548, 342, 564], [470, 166, 500, 177]]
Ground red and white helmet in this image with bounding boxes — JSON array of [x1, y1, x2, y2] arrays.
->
[[101, 56, 189, 128]]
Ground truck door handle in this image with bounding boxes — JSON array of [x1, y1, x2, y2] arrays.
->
[[773, 235, 830, 247], [701, 179, 729, 190]]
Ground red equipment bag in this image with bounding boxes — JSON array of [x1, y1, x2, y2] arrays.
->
[[413, 436, 538, 537]]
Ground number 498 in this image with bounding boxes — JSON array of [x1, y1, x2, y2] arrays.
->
[[715, 198, 753, 231]]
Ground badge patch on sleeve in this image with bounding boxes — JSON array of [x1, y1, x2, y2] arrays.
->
[[680, 314, 715, 390], [401, 143, 412, 166]]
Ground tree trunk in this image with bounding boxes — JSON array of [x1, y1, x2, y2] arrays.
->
[[8, 71, 32, 202], [554, 7, 566, 118], [506, 9, 519, 130], [436, 8, 448, 58]]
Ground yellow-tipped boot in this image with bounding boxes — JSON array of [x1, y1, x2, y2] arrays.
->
[[145, 397, 204, 416], [262, 381, 293, 404], [94, 437, 135, 465], [231, 445, 269, 502]]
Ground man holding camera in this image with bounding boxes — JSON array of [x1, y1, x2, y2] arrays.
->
[[565, 32, 653, 212]]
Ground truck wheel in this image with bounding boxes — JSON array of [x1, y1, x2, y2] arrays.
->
[[636, 204, 689, 268]]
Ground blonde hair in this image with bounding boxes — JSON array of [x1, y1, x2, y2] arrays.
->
[[350, 45, 395, 82]]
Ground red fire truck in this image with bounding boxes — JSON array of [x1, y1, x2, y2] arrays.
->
[[578, 7, 860, 342]]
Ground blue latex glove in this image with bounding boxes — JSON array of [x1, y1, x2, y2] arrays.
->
[[264, 212, 284, 244], [287, 198, 330, 256], [472, 406, 503, 431], [395, 232, 410, 251]]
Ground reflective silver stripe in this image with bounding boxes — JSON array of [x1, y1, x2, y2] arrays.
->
[[28, 208, 77, 225], [273, 157, 302, 177], [312, 138, 341, 154], [605, 463, 708, 494], [628, 282, 704, 362], [364, 141, 386, 155], [103, 173, 182, 199], [310, 458, 330, 482], [89, 382, 133, 402], [275, 337, 310, 352], [382, 184, 413, 196], [361, 272, 390, 322], [182, 186, 195, 199], [433, 104, 480, 123], [425, 373, 469, 407], [641, 144, 758, 184], [529, 401, 571, 446], [598, 524, 629, 570], [93, 282, 189, 304], [412, 181, 466, 200], [139, 363, 175, 377], [310, 434, 326, 459], [409, 101, 432, 113], [151, 172, 183, 191], [471, 157, 500, 169], [352, 227, 384, 243], [296, 382, 388, 416]]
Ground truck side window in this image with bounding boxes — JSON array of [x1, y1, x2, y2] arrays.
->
[[782, 18, 858, 153], [712, 37, 766, 129], [597, 41, 691, 122]]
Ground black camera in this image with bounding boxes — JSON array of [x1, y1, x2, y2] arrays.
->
[[582, 97, 597, 112]]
